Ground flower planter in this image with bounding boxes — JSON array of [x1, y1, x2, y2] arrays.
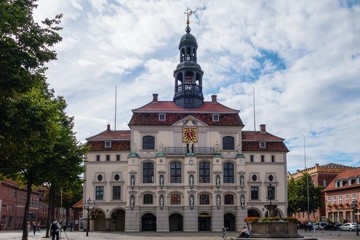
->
[[250, 221, 301, 238]]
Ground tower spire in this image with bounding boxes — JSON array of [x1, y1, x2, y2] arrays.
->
[[184, 7, 196, 33], [174, 8, 204, 109]]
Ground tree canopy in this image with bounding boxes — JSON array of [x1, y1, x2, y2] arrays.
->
[[0, 1, 85, 239], [288, 173, 323, 218]]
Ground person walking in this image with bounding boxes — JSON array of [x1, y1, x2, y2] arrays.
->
[[32, 222, 36, 236], [50, 220, 61, 240]]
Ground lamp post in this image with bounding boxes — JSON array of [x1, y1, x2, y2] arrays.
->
[[352, 199, 359, 236], [84, 198, 95, 237]]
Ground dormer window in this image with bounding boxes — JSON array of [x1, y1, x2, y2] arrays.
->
[[212, 114, 219, 122], [159, 113, 166, 121], [105, 141, 112, 148], [259, 141, 266, 148]]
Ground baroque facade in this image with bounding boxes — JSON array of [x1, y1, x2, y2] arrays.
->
[[84, 18, 289, 232]]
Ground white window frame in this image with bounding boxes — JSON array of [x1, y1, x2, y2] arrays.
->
[[105, 141, 112, 148], [159, 113, 166, 121], [212, 114, 220, 122]]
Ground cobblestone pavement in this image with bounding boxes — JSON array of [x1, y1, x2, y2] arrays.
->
[[0, 229, 359, 240]]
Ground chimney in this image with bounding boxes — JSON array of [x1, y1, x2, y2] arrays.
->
[[106, 124, 111, 132], [152, 93, 158, 102], [260, 124, 266, 133], [211, 95, 217, 103]]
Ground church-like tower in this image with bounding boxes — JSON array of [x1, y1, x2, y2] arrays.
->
[[173, 11, 204, 108]]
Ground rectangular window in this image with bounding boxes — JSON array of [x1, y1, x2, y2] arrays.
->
[[271, 155, 275, 162], [112, 186, 121, 200], [171, 194, 181, 205], [224, 195, 234, 205], [250, 155, 254, 162], [338, 195, 343, 204], [96, 155, 100, 161], [106, 155, 110, 161], [170, 162, 182, 183], [345, 194, 349, 204], [259, 141, 266, 148], [159, 113, 166, 121], [251, 186, 259, 200], [199, 162, 210, 183], [332, 196, 336, 203], [352, 193, 357, 201], [327, 196, 331, 204], [104, 141, 111, 148], [143, 194, 153, 204], [212, 114, 219, 122], [116, 154, 120, 161], [95, 186, 104, 200], [261, 155, 265, 162]]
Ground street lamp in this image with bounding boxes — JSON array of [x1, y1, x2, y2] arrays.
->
[[352, 199, 359, 236], [84, 198, 95, 237]]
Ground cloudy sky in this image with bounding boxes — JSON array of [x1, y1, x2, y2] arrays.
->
[[33, 0, 360, 173]]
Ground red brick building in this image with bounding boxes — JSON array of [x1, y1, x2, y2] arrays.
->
[[0, 179, 48, 230], [288, 163, 355, 222], [323, 168, 360, 223]]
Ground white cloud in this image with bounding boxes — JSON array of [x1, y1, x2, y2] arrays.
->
[[34, 0, 360, 172]]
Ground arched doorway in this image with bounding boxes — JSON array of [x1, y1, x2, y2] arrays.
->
[[198, 212, 211, 231], [93, 209, 106, 231], [169, 213, 183, 231], [224, 213, 236, 231], [141, 213, 156, 231], [111, 209, 125, 231], [247, 209, 261, 217]]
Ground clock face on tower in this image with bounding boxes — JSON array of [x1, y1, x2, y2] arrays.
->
[[183, 128, 198, 143]]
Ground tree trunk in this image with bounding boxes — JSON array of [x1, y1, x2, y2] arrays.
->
[[21, 181, 33, 240]]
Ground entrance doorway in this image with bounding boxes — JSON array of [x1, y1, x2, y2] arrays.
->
[[111, 209, 125, 231], [198, 213, 211, 231], [224, 213, 236, 231], [141, 213, 156, 231], [169, 213, 183, 231]]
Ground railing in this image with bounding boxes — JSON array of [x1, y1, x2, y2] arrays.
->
[[163, 147, 215, 155]]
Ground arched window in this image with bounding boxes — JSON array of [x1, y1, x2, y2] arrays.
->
[[143, 162, 154, 183], [223, 162, 234, 183], [143, 194, 153, 204], [224, 194, 234, 205], [223, 136, 234, 150], [199, 194, 210, 205], [170, 162, 182, 183], [143, 135, 155, 150], [199, 162, 210, 183]]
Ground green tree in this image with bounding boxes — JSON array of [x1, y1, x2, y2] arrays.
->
[[288, 173, 323, 219], [0, 1, 86, 240]]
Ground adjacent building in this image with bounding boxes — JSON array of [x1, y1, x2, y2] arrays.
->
[[323, 168, 360, 223], [0, 179, 48, 230], [84, 17, 289, 232], [288, 163, 355, 222]]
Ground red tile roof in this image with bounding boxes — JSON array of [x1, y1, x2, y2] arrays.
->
[[242, 131, 284, 141], [129, 112, 243, 126], [132, 101, 239, 113], [323, 168, 360, 192], [87, 140, 130, 151], [72, 199, 83, 208], [86, 129, 131, 141]]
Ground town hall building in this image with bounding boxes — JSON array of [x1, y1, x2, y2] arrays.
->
[[83, 13, 289, 232]]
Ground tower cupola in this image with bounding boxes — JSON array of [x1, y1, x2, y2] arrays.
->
[[173, 8, 204, 108]]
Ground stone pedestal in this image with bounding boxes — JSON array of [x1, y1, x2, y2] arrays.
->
[[250, 222, 301, 238]]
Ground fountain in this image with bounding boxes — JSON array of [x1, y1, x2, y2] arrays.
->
[[249, 183, 302, 238]]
